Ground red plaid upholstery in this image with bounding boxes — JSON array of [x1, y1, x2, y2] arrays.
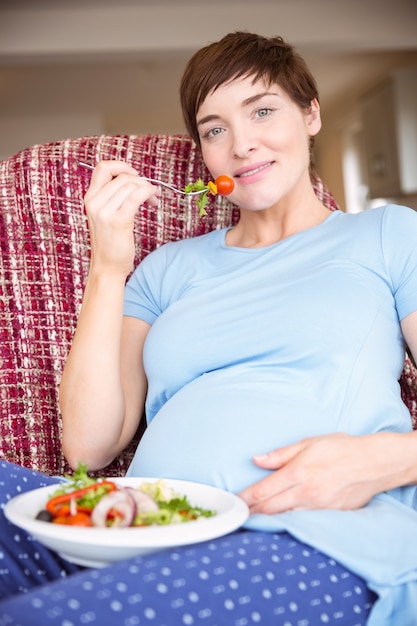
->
[[0, 134, 415, 476]]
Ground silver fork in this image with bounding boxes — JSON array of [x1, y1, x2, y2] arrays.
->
[[77, 162, 206, 196]]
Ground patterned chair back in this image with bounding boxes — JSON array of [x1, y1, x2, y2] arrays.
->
[[0, 134, 414, 475]]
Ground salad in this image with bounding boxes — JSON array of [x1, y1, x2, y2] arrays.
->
[[35, 465, 216, 528], [184, 175, 234, 217]]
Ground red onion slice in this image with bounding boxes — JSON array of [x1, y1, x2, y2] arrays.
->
[[124, 488, 159, 514], [91, 489, 137, 528]]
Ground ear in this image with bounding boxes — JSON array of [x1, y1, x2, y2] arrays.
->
[[306, 98, 321, 137]]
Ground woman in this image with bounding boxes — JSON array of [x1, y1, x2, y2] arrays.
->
[[1, 32, 417, 625]]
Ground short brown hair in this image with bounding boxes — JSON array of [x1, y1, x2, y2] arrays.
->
[[180, 31, 319, 148], [180, 31, 319, 182]]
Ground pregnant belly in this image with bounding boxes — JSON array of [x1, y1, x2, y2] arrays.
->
[[127, 372, 339, 493]]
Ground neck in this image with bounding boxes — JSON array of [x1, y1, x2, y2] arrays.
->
[[226, 197, 332, 248]]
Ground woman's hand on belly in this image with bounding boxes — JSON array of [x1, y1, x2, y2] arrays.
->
[[238, 431, 417, 513]]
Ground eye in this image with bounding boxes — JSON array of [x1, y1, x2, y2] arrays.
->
[[255, 107, 272, 119], [203, 127, 224, 140], [209, 127, 223, 137]]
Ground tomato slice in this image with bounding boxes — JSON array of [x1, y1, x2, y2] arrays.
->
[[53, 512, 93, 526]]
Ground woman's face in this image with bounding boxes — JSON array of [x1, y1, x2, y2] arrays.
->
[[196, 75, 321, 211]]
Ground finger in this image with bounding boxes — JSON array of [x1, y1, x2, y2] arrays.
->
[[88, 178, 159, 221], [252, 440, 304, 469], [238, 469, 292, 509], [247, 487, 308, 514], [146, 188, 161, 207], [85, 160, 139, 198], [240, 467, 321, 514]]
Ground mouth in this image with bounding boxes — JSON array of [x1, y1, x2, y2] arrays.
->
[[235, 162, 274, 179]]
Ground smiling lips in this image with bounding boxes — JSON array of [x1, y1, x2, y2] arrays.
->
[[235, 161, 274, 181]]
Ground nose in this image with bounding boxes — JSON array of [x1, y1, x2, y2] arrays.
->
[[230, 125, 257, 159]]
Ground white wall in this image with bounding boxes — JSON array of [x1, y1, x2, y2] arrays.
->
[[0, 115, 103, 161], [1, 0, 417, 205]]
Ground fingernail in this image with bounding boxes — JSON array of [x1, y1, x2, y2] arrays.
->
[[253, 453, 269, 461]]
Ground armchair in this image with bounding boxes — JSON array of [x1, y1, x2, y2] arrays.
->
[[0, 133, 415, 476]]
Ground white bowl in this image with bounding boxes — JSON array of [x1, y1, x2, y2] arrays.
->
[[4, 477, 249, 567]]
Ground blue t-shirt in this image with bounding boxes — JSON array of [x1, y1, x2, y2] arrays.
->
[[124, 205, 417, 624], [124, 205, 417, 491]]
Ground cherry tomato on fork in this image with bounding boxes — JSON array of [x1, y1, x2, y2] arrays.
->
[[215, 175, 234, 196]]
